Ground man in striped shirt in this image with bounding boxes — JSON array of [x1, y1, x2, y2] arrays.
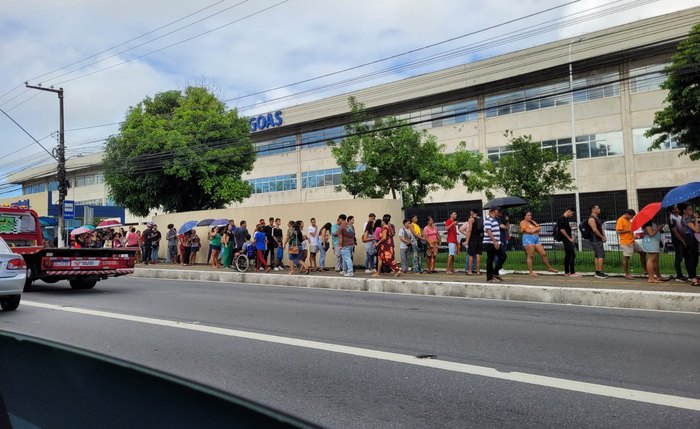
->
[[484, 207, 507, 282]]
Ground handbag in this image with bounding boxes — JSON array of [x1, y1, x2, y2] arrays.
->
[[289, 245, 299, 255], [323, 241, 330, 252]]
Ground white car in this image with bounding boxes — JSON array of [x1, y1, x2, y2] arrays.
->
[[0, 237, 27, 311]]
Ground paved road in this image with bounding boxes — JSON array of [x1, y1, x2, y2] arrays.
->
[[1, 277, 699, 428]]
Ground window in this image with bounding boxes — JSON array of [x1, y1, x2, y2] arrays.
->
[[571, 71, 620, 102], [247, 174, 296, 194], [630, 64, 667, 93], [487, 146, 512, 163], [255, 135, 296, 157], [575, 132, 623, 159], [429, 100, 478, 127], [633, 128, 679, 153], [23, 183, 46, 195], [301, 126, 345, 149], [48, 181, 58, 191], [301, 168, 342, 189]]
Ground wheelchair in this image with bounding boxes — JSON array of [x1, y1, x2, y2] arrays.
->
[[232, 246, 255, 272]]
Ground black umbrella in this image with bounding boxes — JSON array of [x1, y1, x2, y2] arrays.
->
[[196, 219, 215, 227], [483, 196, 528, 209]]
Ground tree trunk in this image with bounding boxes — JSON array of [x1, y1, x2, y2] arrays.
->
[[391, 188, 397, 199]]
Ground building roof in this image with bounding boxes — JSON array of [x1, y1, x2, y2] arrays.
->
[[7, 152, 104, 184], [251, 6, 700, 132]]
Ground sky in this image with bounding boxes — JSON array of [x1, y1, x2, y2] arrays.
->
[[0, 0, 698, 196]]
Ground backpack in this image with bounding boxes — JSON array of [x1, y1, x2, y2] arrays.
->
[[476, 217, 484, 234], [579, 218, 592, 240], [554, 218, 564, 242]]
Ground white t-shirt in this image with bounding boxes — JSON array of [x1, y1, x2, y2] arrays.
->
[[308, 225, 319, 246], [398, 228, 411, 250]]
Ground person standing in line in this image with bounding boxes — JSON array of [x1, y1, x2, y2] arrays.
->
[[372, 219, 384, 274], [166, 224, 178, 264], [362, 213, 376, 235], [221, 227, 230, 268], [519, 211, 558, 276], [372, 214, 401, 277], [223, 223, 236, 268], [410, 215, 423, 274], [444, 211, 458, 275], [264, 217, 275, 267], [556, 207, 579, 277], [484, 207, 507, 283], [588, 205, 609, 279], [616, 209, 647, 280], [287, 221, 309, 275], [308, 218, 320, 272], [253, 224, 271, 272], [467, 209, 484, 275], [272, 218, 284, 271], [338, 215, 356, 277], [641, 220, 668, 283], [331, 215, 346, 273], [680, 204, 699, 286], [362, 219, 376, 273], [142, 223, 154, 265], [298, 219, 309, 271], [423, 217, 440, 273], [189, 229, 201, 265], [209, 226, 222, 269], [398, 219, 414, 273], [234, 221, 248, 254], [181, 231, 192, 266], [318, 222, 332, 271], [125, 227, 139, 250], [668, 204, 687, 281]]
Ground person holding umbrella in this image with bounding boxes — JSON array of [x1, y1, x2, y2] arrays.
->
[[484, 207, 507, 283], [680, 204, 699, 286]]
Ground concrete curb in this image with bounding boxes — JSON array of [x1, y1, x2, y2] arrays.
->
[[133, 268, 700, 313]]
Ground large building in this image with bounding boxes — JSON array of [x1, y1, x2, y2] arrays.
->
[[5, 7, 699, 224]]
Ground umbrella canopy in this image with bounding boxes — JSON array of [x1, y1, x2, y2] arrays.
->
[[631, 202, 661, 231], [178, 220, 198, 235], [196, 219, 215, 227], [210, 218, 230, 228], [70, 226, 95, 236], [661, 182, 700, 208], [483, 196, 528, 210], [96, 218, 122, 229]]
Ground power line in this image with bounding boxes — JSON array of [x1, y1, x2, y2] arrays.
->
[[0, 108, 56, 160]]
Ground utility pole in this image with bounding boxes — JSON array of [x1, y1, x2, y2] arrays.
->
[[25, 84, 67, 247]]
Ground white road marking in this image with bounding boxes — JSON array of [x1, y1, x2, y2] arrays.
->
[[22, 300, 700, 412]]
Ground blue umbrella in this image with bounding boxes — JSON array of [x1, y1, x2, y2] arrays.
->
[[196, 219, 215, 227], [178, 220, 198, 235], [661, 182, 700, 208], [210, 218, 230, 227]]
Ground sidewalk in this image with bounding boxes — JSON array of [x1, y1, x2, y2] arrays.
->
[[133, 263, 700, 313]]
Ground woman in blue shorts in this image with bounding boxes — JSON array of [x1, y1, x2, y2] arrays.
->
[[520, 211, 558, 276]]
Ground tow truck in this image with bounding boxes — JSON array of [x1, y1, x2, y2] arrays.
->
[[0, 206, 136, 291]]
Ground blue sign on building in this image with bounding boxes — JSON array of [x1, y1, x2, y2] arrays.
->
[[249, 110, 283, 132], [63, 200, 75, 220]]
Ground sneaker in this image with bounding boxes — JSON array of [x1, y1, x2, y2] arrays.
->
[[344, 272, 354, 277], [568, 273, 581, 277], [365, 269, 372, 273], [676, 276, 688, 282], [594, 272, 609, 279], [340, 271, 346, 275]]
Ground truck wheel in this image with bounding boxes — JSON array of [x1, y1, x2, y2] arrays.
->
[[24, 267, 34, 292], [69, 279, 97, 290], [0, 295, 21, 311]]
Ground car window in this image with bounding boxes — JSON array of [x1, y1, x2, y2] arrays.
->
[[0, 236, 13, 253]]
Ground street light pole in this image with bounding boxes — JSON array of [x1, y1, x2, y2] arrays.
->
[[568, 38, 583, 251], [25, 84, 67, 247]]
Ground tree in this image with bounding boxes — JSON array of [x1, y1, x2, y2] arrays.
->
[[645, 23, 700, 160], [329, 97, 488, 207], [487, 132, 575, 209], [104, 86, 255, 217]]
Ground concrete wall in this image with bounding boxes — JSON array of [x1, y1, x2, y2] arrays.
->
[[152, 198, 404, 266]]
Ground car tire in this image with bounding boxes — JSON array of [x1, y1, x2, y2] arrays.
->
[[69, 279, 97, 290], [0, 295, 21, 311], [23, 267, 33, 292]]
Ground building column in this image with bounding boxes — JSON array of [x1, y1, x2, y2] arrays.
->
[[295, 132, 302, 202], [619, 62, 638, 210]]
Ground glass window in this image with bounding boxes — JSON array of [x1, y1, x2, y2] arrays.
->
[[48, 181, 58, 191], [633, 127, 679, 153], [301, 168, 343, 189], [255, 135, 296, 157], [301, 126, 345, 149], [630, 64, 667, 93], [247, 174, 297, 194]]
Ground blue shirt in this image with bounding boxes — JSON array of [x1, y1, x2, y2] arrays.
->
[[254, 231, 266, 251], [483, 216, 501, 245], [331, 224, 339, 247]]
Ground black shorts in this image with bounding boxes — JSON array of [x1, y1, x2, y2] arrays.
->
[[467, 240, 483, 256]]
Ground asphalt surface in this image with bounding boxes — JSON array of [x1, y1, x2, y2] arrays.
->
[[1, 277, 699, 428]]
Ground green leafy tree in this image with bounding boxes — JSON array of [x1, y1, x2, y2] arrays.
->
[[645, 23, 700, 160], [329, 97, 488, 207], [104, 86, 254, 217], [487, 132, 575, 209]]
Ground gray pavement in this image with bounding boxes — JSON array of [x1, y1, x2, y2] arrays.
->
[[133, 263, 700, 312], [3, 276, 699, 428]]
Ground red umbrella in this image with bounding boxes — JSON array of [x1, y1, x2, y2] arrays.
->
[[631, 202, 661, 231], [97, 218, 122, 229]]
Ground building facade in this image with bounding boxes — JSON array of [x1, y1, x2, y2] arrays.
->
[[5, 7, 699, 225]]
